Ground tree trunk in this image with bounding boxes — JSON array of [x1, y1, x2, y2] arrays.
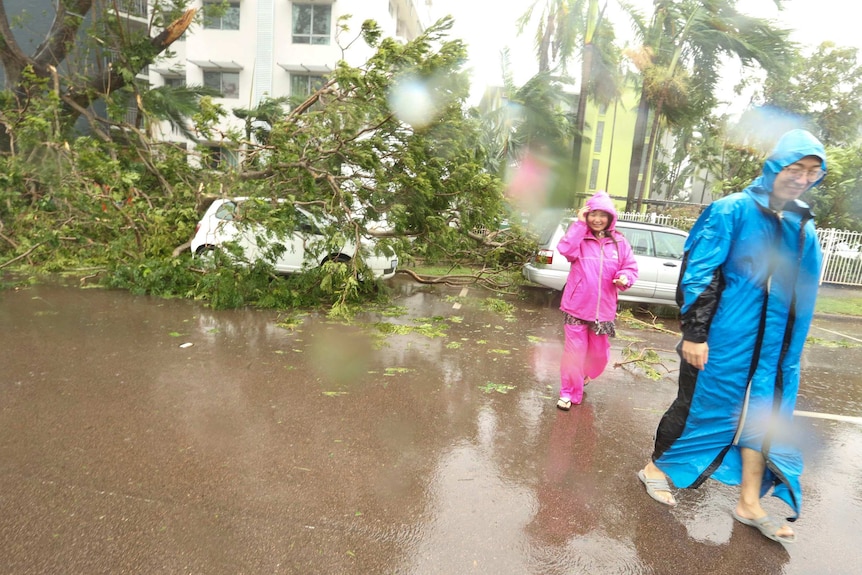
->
[[635, 93, 665, 211], [0, 0, 96, 87], [1, 3, 195, 149], [538, 10, 556, 73], [571, 41, 593, 201], [60, 9, 196, 125], [626, 90, 650, 211], [571, 0, 600, 206]]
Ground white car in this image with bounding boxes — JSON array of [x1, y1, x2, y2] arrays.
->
[[832, 242, 862, 260], [523, 218, 689, 306], [190, 198, 398, 279]]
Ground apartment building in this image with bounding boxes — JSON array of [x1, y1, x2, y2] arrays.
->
[[149, 0, 434, 150]]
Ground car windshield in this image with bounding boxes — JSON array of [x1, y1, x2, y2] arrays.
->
[[213, 200, 320, 234], [214, 201, 238, 221]]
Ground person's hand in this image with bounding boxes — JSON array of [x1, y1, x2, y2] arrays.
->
[[681, 340, 709, 370], [577, 206, 589, 222], [612, 275, 629, 289]]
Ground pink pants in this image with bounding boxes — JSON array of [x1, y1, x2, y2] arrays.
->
[[560, 322, 611, 404]]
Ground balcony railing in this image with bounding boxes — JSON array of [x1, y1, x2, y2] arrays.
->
[[115, 0, 148, 19]]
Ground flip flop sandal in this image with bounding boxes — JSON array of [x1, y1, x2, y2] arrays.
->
[[556, 399, 572, 411], [637, 469, 677, 506], [732, 511, 796, 544]]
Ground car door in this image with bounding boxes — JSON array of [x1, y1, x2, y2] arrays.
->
[[206, 200, 256, 261], [616, 226, 656, 300], [270, 208, 320, 274], [651, 230, 687, 303], [229, 201, 308, 274]]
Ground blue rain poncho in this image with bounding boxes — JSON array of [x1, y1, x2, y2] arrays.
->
[[651, 129, 826, 520]]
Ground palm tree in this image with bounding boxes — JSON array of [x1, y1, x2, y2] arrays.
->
[[476, 50, 578, 210], [133, 84, 220, 140], [571, 1, 622, 188], [516, 0, 583, 74], [518, 0, 623, 203], [621, 0, 794, 210], [477, 55, 575, 175], [233, 95, 291, 146]]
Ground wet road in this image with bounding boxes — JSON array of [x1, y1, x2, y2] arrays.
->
[[1, 278, 860, 574]]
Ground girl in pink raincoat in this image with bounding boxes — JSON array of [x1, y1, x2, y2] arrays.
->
[[556, 191, 638, 410]]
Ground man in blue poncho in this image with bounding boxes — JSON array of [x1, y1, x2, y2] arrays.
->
[[637, 129, 827, 545]]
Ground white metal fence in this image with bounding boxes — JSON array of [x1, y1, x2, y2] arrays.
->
[[618, 211, 695, 231], [617, 212, 862, 287], [817, 228, 862, 286]]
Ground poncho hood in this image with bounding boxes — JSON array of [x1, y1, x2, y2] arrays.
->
[[754, 129, 827, 194], [585, 190, 618, 230]]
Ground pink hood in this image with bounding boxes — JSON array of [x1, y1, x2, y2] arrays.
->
[[585, 190, 618, 230]]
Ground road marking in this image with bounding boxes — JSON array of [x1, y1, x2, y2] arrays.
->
[[794, 410, 862, 425], [810, 324, 862, 343], [453, 287, 468, 310]]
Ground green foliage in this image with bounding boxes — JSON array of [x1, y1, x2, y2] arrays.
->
[[620, 345, 665, 381], [192, 96, 228, 140], [371, 318, 448, 338], [759, 42, 862, 147], [105, 257, 200, 297], [0, 69, 64, 152], [233, 95, 290, 147], [478, 382, 516, 394], [479, 297, 516, 316], [140, 84, 222, 140], [712, 140, 764, 199], [806, 143, 862, 230], [814, 292, 862, 317], [0, 14, 538, 315], [622, 0, 795, 209]]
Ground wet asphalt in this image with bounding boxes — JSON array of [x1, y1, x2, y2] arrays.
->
[[0, 277, 860, 575]]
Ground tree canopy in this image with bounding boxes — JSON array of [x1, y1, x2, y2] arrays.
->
[[2, 0, 861, 310], [0, 0, 195, 148], [758, 42, 862, 147], [0, 11, 532, 313]]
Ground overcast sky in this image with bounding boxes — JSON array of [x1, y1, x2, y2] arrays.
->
[[429, 0, 855, 110]]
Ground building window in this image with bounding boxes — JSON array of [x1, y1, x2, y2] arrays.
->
[[203, 146, 238, 170], [204, 71, 240, 98], [203, 2, 240, 30], [290, 74, 326, 97], [116, 0, 148, 18], [593, 121, 605, 153], [164, 76, 186, 89], [589, 159, 600, 190], [292, 3, 331, 45]]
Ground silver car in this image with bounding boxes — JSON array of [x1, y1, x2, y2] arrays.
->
[[523, 218, 689, 306]]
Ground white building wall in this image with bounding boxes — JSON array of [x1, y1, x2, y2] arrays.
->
[[253, 0, 276, 104], [149, 0, 433, 146]]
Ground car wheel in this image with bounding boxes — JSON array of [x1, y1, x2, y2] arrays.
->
[[195, 246, 217, 268], [323, 254, 371, 282]]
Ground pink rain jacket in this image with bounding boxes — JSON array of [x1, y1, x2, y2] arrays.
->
[[557, 191, 639, 323]]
